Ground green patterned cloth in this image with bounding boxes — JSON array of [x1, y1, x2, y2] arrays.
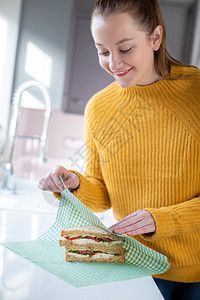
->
[[0, 181, 170, 287]]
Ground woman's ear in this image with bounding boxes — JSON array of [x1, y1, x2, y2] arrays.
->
[[152, 25, 163, 51]]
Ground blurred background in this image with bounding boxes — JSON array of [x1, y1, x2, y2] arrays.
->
[[0, 0, 200, 187]]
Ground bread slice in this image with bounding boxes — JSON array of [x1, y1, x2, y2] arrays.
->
[[64, 252, 125, 263], [60, 225, 125, 263], [60, 239, 125, 254], [61, 225, 123, 241]]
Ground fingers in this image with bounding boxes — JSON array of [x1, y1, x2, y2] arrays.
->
[[38, 166, 80, 193], [51, 167, 65, 191], [109, 210, 156, 236], [125, 224, 155, 236], [38, 175, 62, 193], [38, 166, 66, 193], [109, 211, 141, 232]]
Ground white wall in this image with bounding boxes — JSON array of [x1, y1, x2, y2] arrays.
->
[[160, 0, 197, 64], [0, 0, 22, 149], [12, 0, 74, 111]]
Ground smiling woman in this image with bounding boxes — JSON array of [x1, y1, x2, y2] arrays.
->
[[90, 0, 184, 83], [38, 1, 200, 299], [91, 13, 163, 87], [62, 0, 199, 115]]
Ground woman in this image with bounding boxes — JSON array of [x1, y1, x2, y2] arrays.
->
[[38, 0, 200, 298]]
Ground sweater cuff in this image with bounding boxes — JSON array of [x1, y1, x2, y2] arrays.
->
[[52, 192, 61, 199], [141, 207, 175, 241], [67, 170, 111, 212], [52, 170, 81, 200], [67, 170, 84, 196]]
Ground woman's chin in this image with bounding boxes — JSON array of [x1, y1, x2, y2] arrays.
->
[[116, 79, 136, 88]]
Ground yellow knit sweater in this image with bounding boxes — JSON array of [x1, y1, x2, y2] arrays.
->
[[62, 65, 200, 282]]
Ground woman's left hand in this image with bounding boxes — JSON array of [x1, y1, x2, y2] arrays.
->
[[109, 210, 156, 236]]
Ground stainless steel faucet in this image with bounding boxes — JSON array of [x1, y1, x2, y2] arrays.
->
[[0, 80, 51, 191]]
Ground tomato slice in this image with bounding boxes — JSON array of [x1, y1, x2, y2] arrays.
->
[[91, 237, 101, 242], [84, 236, 101, 242], [77, 250, 89, 255], [65, 236, 80, 240], [102, 237, 113, 242], [89, 251, 102, 257], [64, 236, 112, 242]]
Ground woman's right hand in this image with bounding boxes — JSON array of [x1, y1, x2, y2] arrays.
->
[[38, 165, 80, 193]]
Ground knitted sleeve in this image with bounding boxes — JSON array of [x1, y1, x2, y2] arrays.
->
[[142, 69, 200, 241], [69, 102, 111, 213], [143, 194, 200, 241], [143, 73, 200, 241]]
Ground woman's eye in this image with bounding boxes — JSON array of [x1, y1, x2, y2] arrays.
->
[[120, 47, 133, 53], [98, 51, 109, 56]]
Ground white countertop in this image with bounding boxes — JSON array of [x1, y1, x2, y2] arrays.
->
[[0, 182, 164, 300]]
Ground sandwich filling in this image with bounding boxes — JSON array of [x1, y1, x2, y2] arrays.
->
[[67, 250, 121, 257], [65, 236, 113, 243], [61, 226, 126, 262]]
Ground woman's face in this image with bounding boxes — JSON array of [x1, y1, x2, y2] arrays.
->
[[92, 13, 161, 88]]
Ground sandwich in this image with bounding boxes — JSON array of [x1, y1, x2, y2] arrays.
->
[[59, 225, 125, 263]]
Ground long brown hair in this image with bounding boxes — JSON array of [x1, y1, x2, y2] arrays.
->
[[91, 0, 182, 78]]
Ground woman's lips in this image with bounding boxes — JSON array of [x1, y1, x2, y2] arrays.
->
[[114, 67, 133, 77]]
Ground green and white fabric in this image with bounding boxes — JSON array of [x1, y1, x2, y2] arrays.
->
[[0, 180, 170, 287]]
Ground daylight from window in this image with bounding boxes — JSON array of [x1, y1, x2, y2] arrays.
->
[[25, 41, 52, 87]]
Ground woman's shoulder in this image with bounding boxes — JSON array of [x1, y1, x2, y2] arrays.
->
[[84, 81, 126, 133], [84, 81, 119, 117], [170, 64, 200, 82], [168, 65, 200, 144], [169, 65, 200, 103], [87, 81, 118, 107]]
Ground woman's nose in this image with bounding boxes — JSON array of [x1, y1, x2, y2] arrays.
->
[[109, 54, 123, 71]]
